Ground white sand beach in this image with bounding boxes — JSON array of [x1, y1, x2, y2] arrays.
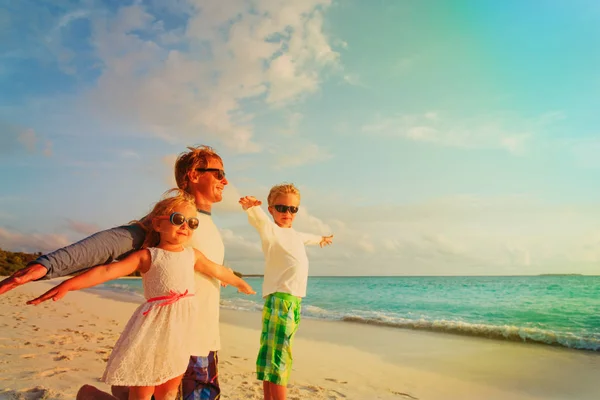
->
[[1, 279, 598, 400]]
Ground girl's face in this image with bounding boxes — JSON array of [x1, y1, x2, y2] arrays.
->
[[154, 204, 197, 247], [268, 193, 300, 228]]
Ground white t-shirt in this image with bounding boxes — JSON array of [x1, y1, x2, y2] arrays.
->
[[246, 206, 322, 298], [186, 211, 224, 357]]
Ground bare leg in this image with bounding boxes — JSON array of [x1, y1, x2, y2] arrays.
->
[[154, 375, 183, 400], [263, 380, 271, 400], [267, 381, 286, 400], [128, 386, 154, 400], [111, 386, 129, 400], [76, 385, 118, 400]]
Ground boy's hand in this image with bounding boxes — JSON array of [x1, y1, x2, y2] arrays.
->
[[27, 282, 70, 305], [239, 196, 262, 210], [320, 234, 334, 248]]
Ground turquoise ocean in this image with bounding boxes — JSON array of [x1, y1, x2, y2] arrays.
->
[[98, 275, 600, 352]]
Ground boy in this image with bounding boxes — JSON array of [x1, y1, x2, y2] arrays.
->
[[239, 183, 333, 400]]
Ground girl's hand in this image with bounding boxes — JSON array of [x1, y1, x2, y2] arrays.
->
[[220, 267, 234, 288], [238, 281, 256, 295], [27, 282, 70, 305], [320, 234, 334, 248], [239, 196, 262, 210]]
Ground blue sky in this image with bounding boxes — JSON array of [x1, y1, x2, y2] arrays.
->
[[1, 0, 600, 276]]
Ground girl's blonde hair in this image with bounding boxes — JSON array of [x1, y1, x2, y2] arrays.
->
[[174, 145, 223, 192], [267, 183, 301, 206], [134, 189, 196, 248]]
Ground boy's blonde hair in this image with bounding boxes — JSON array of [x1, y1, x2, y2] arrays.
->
[[135, 189, 196, 248], [174, 145, 223, 192], [267, 183, 301, 206]]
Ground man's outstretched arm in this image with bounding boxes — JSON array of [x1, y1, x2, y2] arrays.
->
[[0, 224, 146, 295]]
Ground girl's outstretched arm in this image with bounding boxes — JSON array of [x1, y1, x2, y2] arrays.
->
[[193, 249, 256, 295], [27, 249, 150, 305]]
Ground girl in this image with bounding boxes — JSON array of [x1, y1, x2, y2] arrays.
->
[[28, 189, 255, 400]]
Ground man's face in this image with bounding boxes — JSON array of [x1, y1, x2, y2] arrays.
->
[[193, 158, 228, 205]]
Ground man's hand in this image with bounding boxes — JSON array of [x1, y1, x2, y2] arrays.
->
[[27, 282, 70, 305], [0, 264, 48, 295], [320, 234, 334, 248], [239, 196, 262, 210]]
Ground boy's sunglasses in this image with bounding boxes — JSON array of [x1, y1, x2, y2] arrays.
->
[[196, 168, 226, 180], [156, 212, 199, 230], [273, 205, 299, 214]]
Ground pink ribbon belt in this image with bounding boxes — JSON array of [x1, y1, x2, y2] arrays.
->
[[143, 289, 194, 316]]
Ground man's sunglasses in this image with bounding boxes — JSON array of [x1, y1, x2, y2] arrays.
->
[[196, 168, 226, 180], [156, 212, 200, 230], [273, 205, 299, 214]]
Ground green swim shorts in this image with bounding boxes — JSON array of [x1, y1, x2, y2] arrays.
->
[[256, 292, 302, 386]]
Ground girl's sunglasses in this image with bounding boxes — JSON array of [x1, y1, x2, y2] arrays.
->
[[273, 205, 299, 214], [156, 212, 200, 230]]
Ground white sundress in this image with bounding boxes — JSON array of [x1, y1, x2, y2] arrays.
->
[[102, 247, 198, 386]]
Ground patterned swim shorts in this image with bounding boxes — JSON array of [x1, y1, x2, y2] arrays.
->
[[181, 352, 220, 400], [256, 292, 302, 386]]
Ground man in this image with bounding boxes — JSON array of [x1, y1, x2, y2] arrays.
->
[[0, 145, 229, 400]]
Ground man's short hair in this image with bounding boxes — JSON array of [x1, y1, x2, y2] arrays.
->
[[174, 145, 223, 192]]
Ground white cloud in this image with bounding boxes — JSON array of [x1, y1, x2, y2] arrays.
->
[[288, 194, 600, 275], [161, 154, 178, 187], [120, 150, 141, 159], [294, 206, 332, 235], [219, 227, 264, 272], [504, 244, 532, 267], [342, 73, 363, 86], [273, 143, 333, 168], [17, 128, 37, 152], [578, 231, 600, 262], [0, 122, 51, 156], [0, 227, 71, 253], [220, 228, 262, 254], [392, 54, 421, 74], [569, 137, 600, 169], [357, 235, 375, 253], [43, 140, 53, 157], [33, 0, 342, 154], [362, 111, 564, 154], [214, 183, 244, 214], [66, 219, 102, 236], [280, 112, 304, 136]]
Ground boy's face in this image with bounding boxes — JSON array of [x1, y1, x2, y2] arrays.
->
[[268, 193, 300, 228]]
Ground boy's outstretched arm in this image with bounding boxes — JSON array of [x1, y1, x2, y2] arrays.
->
[[193, 249, 256, 295], [299, 232, 334, 247], [27, 250, 149, 305], [320, 234, 334, 247], [240, 196, 272, 233], [239, 196, 262, 210], [0, 224, 146, 296]]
